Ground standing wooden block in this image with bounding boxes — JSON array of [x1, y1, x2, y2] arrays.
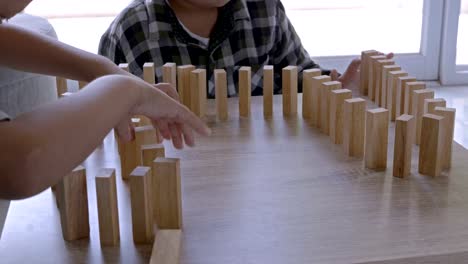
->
[[141, 144, 165, 167], [162, 62, 177, 88], [177, 65, 196, 109], [343, 98, 366, 157], [239, 66, 251, 117], [144, 62, 156, 84], [263, 66, 274, 117], [149, 230, 182, 264], [411, 89, 434, 145], [387, 70, 408, 121], [381, 65, 401, 108], [130, 166, 155, 244], [434, 107, 456, 170], [368, 55, 386, 101], [364, 108, 389, 170], [117, 135, 137, 180], [419, 114, 445, 177], [215, 69, 228, 121], [311, 75, 331, 127], [320, 81, 342, 135], [152, 158, 182, 229], [135, 125, 157, 165], [360, 50, 379, 95], [56, 77, 68, 98], [375, 59, 395, 107], [190, 69, 207, 118], [302, 68, 321, 119], [395, 76, 417, 118], [424, 98, 446, 114], [405, 81, 426, 115], [95, 168, 120, 246], [282, 66, 298, 116], [56, 166, 89, 241], [329, 89, 352, 144], [393, 115, 415, 178]]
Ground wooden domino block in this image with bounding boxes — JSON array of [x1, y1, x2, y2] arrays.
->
[[302, 68, 321, 119], [282, 66, 298, 116], [152, 158, 182, 229], [419, 114, 445, 177], [329, 89, 352, 144], [395, 76, 417, 118], [360, 50, 379, 95], [78, 81, 87, 90], [311, 75, 331, 127], [405, 81, 426, 115], [144, 62, 156, 84], [95, 168, 120, 246], [364, 108, 389, 170], [263, 66, 274, 117], [343, 98, 366, 157], [411, 89, 434, 145], [117, 135, 137, 180], [434, 107, 456, 170], [424, 98, 446, 115], [162, 62, 177, 88], [375, 59, 395, 107], [56, 77, 68, 98], [141, 144, 165, 167], [119, 63, 129, 72], [368, 55, 386, 101], [387, 70, 408, 121], [132, 117, 142, 127], [177, 65, 196, 109], [320, 81, 342, 135], [130, 166, 155, 244], [239, 66, 251, 117], [135, 125, 158, 165], [190, 69, 207, 118], [149, 230, 182, 264], [215, 69, 229, 121], [393, 115, 415, 178], [381, 65, 401, 108], [56, 166, 89, 241]]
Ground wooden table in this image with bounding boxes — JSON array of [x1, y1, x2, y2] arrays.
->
[[2, 95, 468, 263]]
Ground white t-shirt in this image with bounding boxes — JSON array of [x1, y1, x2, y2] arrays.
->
[[0, 110, 10, 239]]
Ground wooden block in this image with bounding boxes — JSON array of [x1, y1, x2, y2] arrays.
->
[[320, 81, 342, 135], [141, 144, 165, 167], [162, 62, 177, 88], [144, 62, 156, 84], [119, 63, 129, 72], [56, 77, 68, 98], [95, 168, 120, 246], [117, 135, 137, 180], [360, 50, 379, 95], [135, 125, 158, 165], [78, 81, 87, 90], [387, 71, 408, 121], [131, 117, 142, 127], [311, 75, 331, 127], [393, 115, 415, 178], [368, 55, 386, 101], [215, 69, 229, 121], [395, 76, 417, 118], [375, 59, 395, 106], [56, 166, 89, 241], [152, 158, 182, 229], [364, 108, 389, 170], [329, 89, 352, 144], [405, 81, 426, 115], [239, 66, 251, 117], [282, 66, 298, 116], [411, 89, 434, 145], [190, 69, 207, 118], [419, 114, 445, 177], [130, 166, 155, 244], [381, 65, 401, 108], [343, 98, 366, 158], [263, 66, 274, 117], [302, 69, 321, 119], [424, 98, 446, 115], [149, 230, 182, 264], [177, 65, 196, 109], [434, 107, 456, 170]]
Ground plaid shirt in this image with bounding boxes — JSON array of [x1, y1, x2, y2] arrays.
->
[[99, 0, 328, 97]]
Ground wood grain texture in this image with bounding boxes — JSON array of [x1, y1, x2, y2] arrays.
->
[[419, 114, 445, 177], [368, 55, 386, 101], [360, 50, 379, 95], [393, 115, 415, 178], [311, 75, 331, 127], [130, 167, 155, 244], [375, 59, 394, 106], [239, 66, 251, 117], [190, 69, 207, 118], [405, 81, 426, 115], [135, 126, 157, 165], [424, 98, 446, 115], [95, 168, 120, 246], [282, 66, 298, 116], [143, 63, 156, 85], [343, 98, 366, 157], [364, 108, 389, 170], [162, 63, 177, 88], [263, 66, 274, 117], [141, 144, 165, 168], [149, 230, 182, 264], [434, 107, 456, 170], [177, 65, 196, 109], [320, 81, 342, 135], [387, 71, 408, 121], [214, 69, 229, 121], [302, 69, 321, 119], [411, 89, 434, 145], [395, 76, 417, 118], [329, 89, 352, 144], [381, 65, 401, 108], [116, 133, 137, 180]]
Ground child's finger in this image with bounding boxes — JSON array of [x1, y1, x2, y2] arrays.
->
[[176, 105, 211, 136], [169, 122, 183, 149]]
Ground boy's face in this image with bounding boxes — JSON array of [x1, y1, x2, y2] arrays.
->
[[0, 0, 32, 19], [184, 0, 231, 8]]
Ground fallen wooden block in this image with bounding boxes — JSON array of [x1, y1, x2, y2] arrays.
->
[[343, 98, 366, 158], [419, 114, 445, 177], [329, 89, 352, 144], [215, 69, 229, 121], [393, 115, 415, 178], [130, 166, 155, 244], [149, 230, 182, 264], [434, 107, 456, 170], [364, 108, 389, 170], [302, 68, 321, 119], [95, 168, 120, 246], [282, 66, 298, 116], [239, 66, 251, 117]]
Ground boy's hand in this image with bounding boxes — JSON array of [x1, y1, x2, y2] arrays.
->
[[331, 53, 394, 91]]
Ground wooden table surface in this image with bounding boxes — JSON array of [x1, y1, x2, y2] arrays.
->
[[2, 95, 468, 264]]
